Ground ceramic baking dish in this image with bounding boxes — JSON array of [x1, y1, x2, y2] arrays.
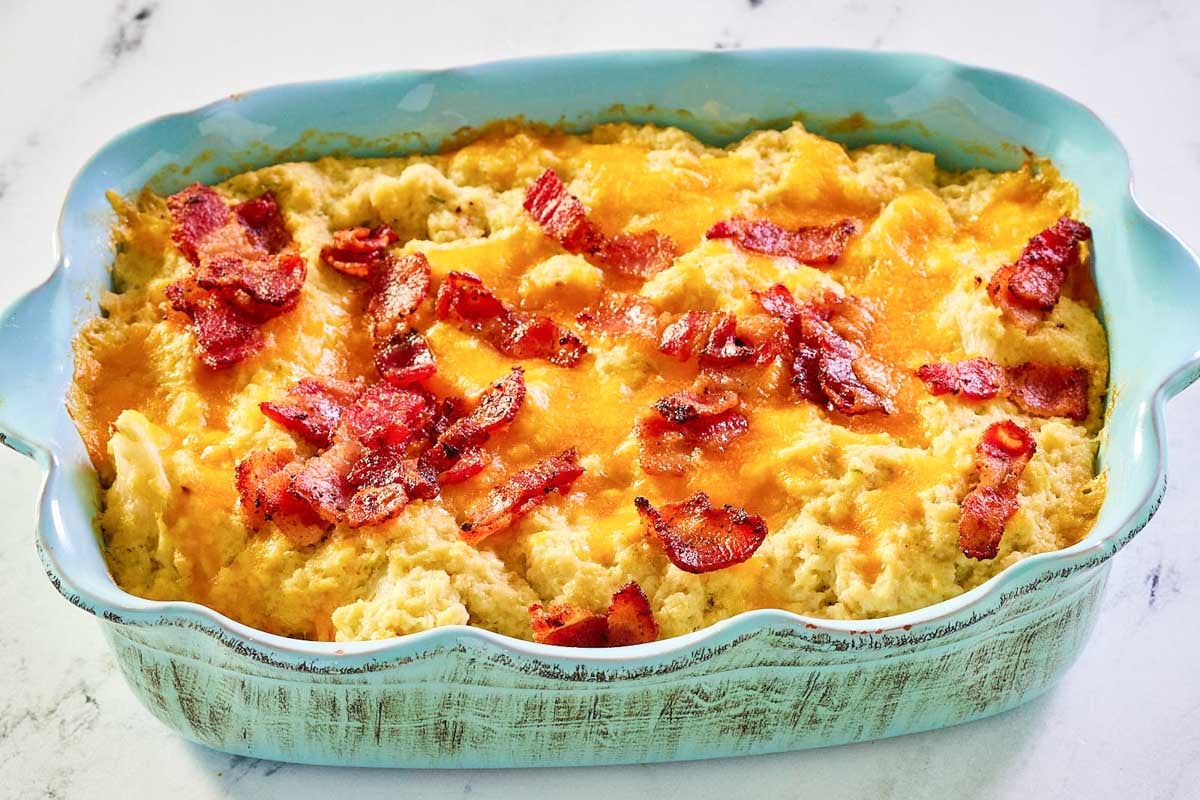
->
[[2, 49, 1198, 768]]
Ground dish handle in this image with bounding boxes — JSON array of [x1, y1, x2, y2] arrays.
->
[[1134, 214, 1200, 400], [0, 269, 66, 461]]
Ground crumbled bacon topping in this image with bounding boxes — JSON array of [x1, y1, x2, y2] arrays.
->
[[420, 368, 526, 482], [460, 448, 584, 544], [523, 169, 677, 278], [756, 285, 899, 414], [634, 492, 768, 573], [637, 385, 748, 475], [375, 329, 437, 387], [529, 582, 658, 647], [959, 420, 1037, 560], [343, 383, 431, 448], [165, 183, 305, 367], [706, 217, 857, 266], [576, 293, 661, 339], [435, 271, 586, 366], [320, 224, 399, 279], [917, 358, 1089, 420], [369, 252, 432, 341], [259, 377, 363, 448], [988, 217, 1092, 329]]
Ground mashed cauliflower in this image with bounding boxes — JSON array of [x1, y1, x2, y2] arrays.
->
[[68, 121, 1107, 642]]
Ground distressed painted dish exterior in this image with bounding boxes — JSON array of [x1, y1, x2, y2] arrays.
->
[[1, 50, 1198, 767]]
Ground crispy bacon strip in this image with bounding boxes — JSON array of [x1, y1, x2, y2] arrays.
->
[[1006, 363, 1089, 421], [344, 451, 440, 529], [707, 217, 857, 266], [529, 582, 658, 647], [757, 286, 898, 414], [637, 386, 748, 475], [529, 604, 610, 647], [320, 224, 399, 279], [166, 184, 305, 366], [369, 252, 432, 340], [287, 433, 362, 526], [917, 358, 1089, 420], [606, 583, 659, 646], [634, 492, 768, 574], [988, 217, 1092, 329], [259, 377, 362, 447], [523, 169, 677, 278], [959, 420, 1037, 560], [235, 449, 321, 528], [460, 448, 584, 544], [164, 280, 263, 369], [435, 271, 586, 367], [916, 358, 1006, 401], [658, 311, 710, 361], [576, 293, 661, 339], [344, 382, 430, 448], [375, 329, 437, 387], [421, 368, 526, 482]]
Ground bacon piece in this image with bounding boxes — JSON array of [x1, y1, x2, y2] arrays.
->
[[259, 377, 362, 447], [529, 582, 658, 647], [421, 368, 525, 481], [375, 329, 437, 387], [658, 311, 710, 361], [988, 217, 1092, 329], [194, 251, 306, 320], [634, 492, 768, 574], [529, 604, 609, 647], [916, 358, 1006, 401], [167, 184, 231, 265], [605, 583, 659, 646], [576, 293, 660, 339], [287, 434, 361, 525], [369, 252, 432, 340], [959, 420, 1036, 559], [344, 382, 430, 448], [917, 358, 1089, 420], [460, 449, 583, 544], [234, 193, 292, 255], [757, 286, 898, 414], [320, 224, 399, 279], [1006, 363, 1089, 421], [235, 449, 322, 531], [435, 271, 586, 367], [707, 217, 857, 266], [164, 280, 263, 368], [697, 312, 755, 368], [638, 386, 748, 475], [344, 451, 440, 529], [523, 169, 676, 278]]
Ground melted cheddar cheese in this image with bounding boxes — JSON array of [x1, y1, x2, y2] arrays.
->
[[69, 121, 1108, 642]]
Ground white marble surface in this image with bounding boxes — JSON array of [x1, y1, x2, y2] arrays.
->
[[1, 0, 1198, 797]]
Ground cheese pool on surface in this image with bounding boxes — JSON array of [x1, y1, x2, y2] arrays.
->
[[69, 121, 1108, 642]]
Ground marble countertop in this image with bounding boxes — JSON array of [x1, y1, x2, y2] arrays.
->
[[2, 0, 1198, 797]]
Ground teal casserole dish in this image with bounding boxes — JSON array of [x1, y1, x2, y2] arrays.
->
[[1, 49, 1198, 767]]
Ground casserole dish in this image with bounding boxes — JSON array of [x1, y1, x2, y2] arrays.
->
[[2, 49, 1198, 767]]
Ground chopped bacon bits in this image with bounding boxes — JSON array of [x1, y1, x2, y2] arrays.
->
[[634, 492, 768, 574], [235, 449, 321, 530], [658, 311, 710, 361], [529, 604, 610, 647], [916, 358, 1006, 401], [958, 420, 1036, 560], [757, 286, 898, 415], [375, 329, 437, 387], [164, 280, 263, 369], [917, 357, 1089, 420], [435, 271, 586, 367], [460, 448, 583, 544], [320, 224, 399, 279], [697, 313, 755, 368], [576, 293, 661, 339], [1006, 362, 1089, 421], [606, 583, 659, 646], [523, 169, 677, 278], [369, 252, 432, 341], [706, 217, 857, 266], [288, 435, 361, 525], [529, 582, 658, 647], [638, 386, 748, 475], [344, 383, 430, 449], [421, 368, 526, 481], [259, 377, 362, 448], [165, 183, 305, 367], [988, 217, 1092, 329]]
